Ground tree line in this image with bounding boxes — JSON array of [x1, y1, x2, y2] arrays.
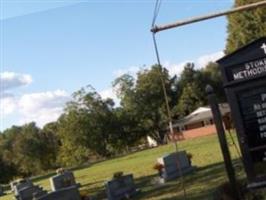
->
[[0, 63, 223, 183], [0, 0, 264, 184]]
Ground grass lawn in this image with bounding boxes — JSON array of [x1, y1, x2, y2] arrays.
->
[[0, 134, 247, 200]]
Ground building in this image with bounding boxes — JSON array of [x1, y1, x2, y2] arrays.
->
[[169, 103, 232, 141]]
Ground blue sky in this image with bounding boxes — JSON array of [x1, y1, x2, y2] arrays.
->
[[0, 0, 233, 131]]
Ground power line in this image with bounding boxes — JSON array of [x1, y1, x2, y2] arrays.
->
[[151, 0, 162, 27], [151, 1, 187, 199]]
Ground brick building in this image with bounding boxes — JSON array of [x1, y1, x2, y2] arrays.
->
[[169, 103, 232, 141]]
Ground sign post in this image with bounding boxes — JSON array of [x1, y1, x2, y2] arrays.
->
[[206, 85, 241, 199], [217, 37, 266, 189]]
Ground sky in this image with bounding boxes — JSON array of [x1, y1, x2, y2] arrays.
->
[[0, 0, 233, 131]]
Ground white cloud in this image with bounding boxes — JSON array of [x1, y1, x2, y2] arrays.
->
[[0, 71, 32, 119], [0, 71, 32, 91], [0, 71, 70, 128], [18, 90, 70, 127], [164, 60, 192, 77], [164, 51, 224, 77], [99, 88, 120, 106], [196, 51, 224, 68], [0, 96, 17, 116], [113, 66, 147, 78], [114, 51, 224, 79]]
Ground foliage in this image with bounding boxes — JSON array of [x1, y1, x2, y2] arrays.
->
[[175, 62, 225, 117], [201, 62, 225, 102], [113, 65, 177, 144], [176, 83, 203, 117], [0, 123, 59, 182], [225, 0, 266, 54], [0, 63, 225, 183], [41, 122, 60, 169], [57, 86, 117, 166]]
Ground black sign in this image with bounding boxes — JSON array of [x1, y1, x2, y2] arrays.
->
[[217, 37, 266, 188], [227, 58, 266, 82]]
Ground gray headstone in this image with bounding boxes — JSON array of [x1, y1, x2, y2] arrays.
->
[[50, 171, 78, 191], [35, 185, 81, 200], [10, 179, 48, 200], [157, 151, 194, 181], [0, 185, 4, 196], [15, 185, 46, 200], [12, 179, 33, 196], [105, 174, 138, 200]]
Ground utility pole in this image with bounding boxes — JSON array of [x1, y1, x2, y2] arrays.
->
[[151, 1, 266, 33]]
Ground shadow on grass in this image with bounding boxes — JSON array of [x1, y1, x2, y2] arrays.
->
[[131, 159, 243, 200], [76, 158, 243, 200], [80, 180, 103, 189]]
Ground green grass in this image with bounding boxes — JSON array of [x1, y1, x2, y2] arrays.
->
[[0, 134, 247, 200]]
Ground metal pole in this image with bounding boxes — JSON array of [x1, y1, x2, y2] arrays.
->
[[151, 1, 266, 33], [152, 33, 187, 199], [206, 85, 241, 200]]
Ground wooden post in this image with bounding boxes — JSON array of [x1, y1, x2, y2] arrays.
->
[[206, 85, 241, 200]]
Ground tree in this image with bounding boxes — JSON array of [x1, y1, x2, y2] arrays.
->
[[114, 65, 176, 144], [175, 63, 205, 115], [0, 131, 18, 183], [109, 108, 144, 152], [176, 83, 203, 117], [41, 122, 60, 169], [174, 62, 225, 117], [0, 123, 50, 176], [226, 0, 266, 54], [57, 86, 121, 166], [11, 123, 48, 175], [200, 62, 225, 102]]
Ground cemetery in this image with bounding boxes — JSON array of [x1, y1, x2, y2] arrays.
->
[[1, 1, 266, 200], [0, 33, 266, 200], [6, 170, 82, 200], [0, 134, 249, 200]]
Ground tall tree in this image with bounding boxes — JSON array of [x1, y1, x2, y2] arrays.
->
[[11, 123, 48, 175], [200, 62, 225, 102], [41, 122, 60, 169], [226, 0, 266, 54], [57, 86, 120, 166], [114, 65, 176, 144], [175, 63, 205, 116], [176, 83, 203, 117]]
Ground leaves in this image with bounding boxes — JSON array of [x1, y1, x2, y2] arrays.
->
[[226, 0, 266, 54]]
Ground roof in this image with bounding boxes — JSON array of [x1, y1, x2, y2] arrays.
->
[[173, 103, 230, 127], [217, 37, 266, 67]]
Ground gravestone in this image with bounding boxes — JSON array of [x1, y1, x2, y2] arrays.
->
[[15, 185, 47, 200], [217, 37, 266, 189], [0, 185, 4, 196], [157, 151, 194, 182], [50, 170, 79, 191], [34, 169, 81, 200], [34, 185, 81, 200], [105, 174, 138, 200], [10, 179, 47, 200], [11, 179, 33, 194]]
